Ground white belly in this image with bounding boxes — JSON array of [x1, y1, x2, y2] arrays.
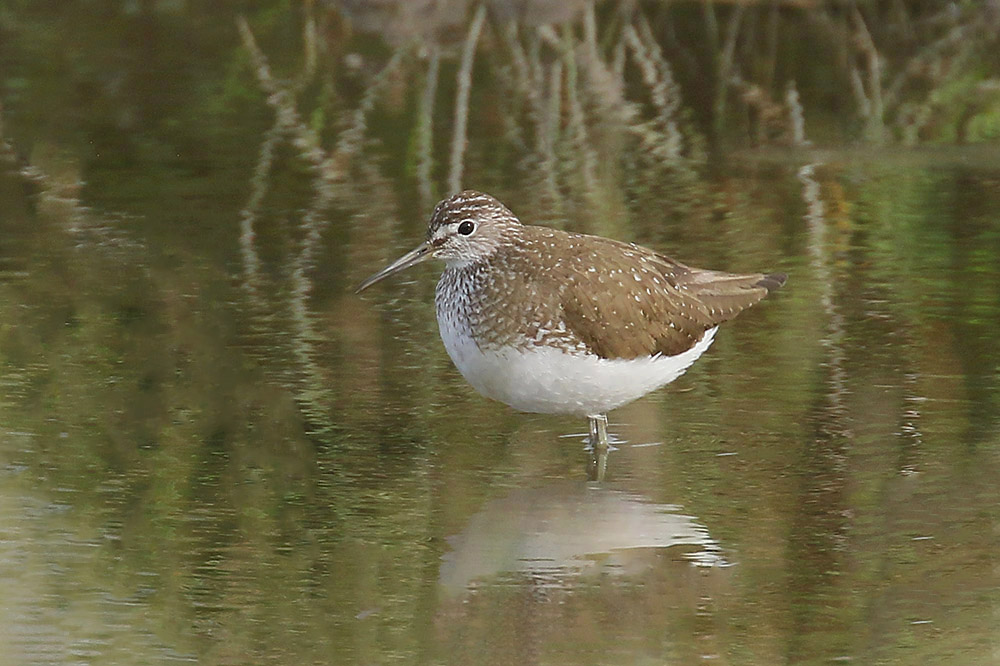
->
[[437, 317, 717, 416]]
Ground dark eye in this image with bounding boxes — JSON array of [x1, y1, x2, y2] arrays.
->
[[457, 220, 475, 236]]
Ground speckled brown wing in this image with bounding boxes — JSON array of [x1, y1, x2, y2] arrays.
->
[[669, 264, 786, 324], [545, 231, 785, 360]]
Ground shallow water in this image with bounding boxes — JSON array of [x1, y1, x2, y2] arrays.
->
[[1, 4, 999, 665]]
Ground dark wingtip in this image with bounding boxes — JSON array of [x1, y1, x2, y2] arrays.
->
[[756, 272, 788, 292]]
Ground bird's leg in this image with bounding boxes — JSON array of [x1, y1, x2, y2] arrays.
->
[[587, 414, 609, 451], [587, 414, 610, 481], [587, 445, 607, 482]]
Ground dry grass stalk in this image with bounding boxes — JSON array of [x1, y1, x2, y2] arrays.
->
[[448, 3, 487, 194]]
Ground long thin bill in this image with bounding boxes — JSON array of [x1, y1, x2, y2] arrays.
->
[[355, 241, 433, 293]]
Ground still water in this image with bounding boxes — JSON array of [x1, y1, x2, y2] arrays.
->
[[1, 3, 999, 665]]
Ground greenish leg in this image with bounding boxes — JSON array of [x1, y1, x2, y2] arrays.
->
[[587, 414, 609, 451], [587, 414, 609, 482]]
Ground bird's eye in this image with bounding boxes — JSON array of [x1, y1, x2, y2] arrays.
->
[[457, 220, 475, 236]]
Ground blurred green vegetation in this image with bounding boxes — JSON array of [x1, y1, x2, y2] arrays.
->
[[2, 1, 999, 211]]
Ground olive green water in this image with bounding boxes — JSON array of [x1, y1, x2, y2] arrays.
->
[[1, 3, 999, 665]]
